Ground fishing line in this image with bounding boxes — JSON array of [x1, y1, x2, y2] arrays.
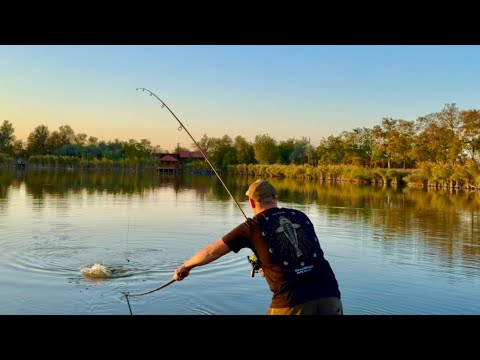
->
[[125, 292, 133, 315], [122, 203, 132, 314], [123, 88, 250, 315], [125, 213, 130, 262]]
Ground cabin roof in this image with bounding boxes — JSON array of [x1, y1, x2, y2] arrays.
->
[[159, 154, 179, 162], [179, 151, 207, 159]]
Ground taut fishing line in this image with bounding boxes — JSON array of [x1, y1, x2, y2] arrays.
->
[[125, 213, 130, 262], [123, 88, 249, 314]]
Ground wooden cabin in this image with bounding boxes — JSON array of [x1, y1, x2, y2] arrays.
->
[[156, 154, 179, 174]]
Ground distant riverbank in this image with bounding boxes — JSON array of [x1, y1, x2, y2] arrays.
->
[[2, 155, 479, 191]]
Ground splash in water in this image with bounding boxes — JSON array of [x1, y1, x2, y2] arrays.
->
[[80, 264, 113, 279]]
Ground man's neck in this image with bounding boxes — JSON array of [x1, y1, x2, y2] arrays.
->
[[253, 201, 278, 216]]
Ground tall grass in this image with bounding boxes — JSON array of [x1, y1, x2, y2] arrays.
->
[[229, 164, 403, 185]]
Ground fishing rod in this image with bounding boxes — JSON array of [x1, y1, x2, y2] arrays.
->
[[136, 87, 248, 220], [123, 88, 250, 314], [126, 279, 176, 297]]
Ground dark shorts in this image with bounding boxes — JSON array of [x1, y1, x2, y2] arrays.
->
[[267, 297, 343, 315]]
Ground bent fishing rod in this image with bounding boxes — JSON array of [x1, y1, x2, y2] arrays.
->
[[124, 88, 250, 313], [136, 87, 248, 220]]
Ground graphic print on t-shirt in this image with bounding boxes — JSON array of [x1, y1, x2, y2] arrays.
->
[[258, 209, 321, 274], [276, 216, 302, 257]]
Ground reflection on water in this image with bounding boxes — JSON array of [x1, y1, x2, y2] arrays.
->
[[1, 168, 479, 314]]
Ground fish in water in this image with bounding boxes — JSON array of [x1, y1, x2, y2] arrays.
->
[[80, 263, 114, 279]]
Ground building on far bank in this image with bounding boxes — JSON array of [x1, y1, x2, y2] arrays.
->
[[152, 151, 208, 174]]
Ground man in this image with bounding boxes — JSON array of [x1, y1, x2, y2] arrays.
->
[[173, 179, 343, 315]]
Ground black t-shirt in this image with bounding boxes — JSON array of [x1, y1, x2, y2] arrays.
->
[[222, 207, 341, 308]]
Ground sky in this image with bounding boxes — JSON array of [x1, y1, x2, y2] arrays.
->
[[1, 45, 480, 152]]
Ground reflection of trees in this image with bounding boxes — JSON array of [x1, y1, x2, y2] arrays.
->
[[0, 171, 16, 199], [0, 171, 16, 214], [2, 169, 479, 266], [15, 170, 232, 202], [22, 170, 164, 198], [267, 178, 480, 266], [0, 170, 28, 213], [222, 176, 480, 266], [399, 189, 480, 267]]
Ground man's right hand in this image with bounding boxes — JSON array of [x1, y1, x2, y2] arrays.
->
[[173, 263, 191, 281]]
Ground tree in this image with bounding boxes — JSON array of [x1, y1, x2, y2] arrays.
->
[[152, 145, 164, 154], [208, 135, 236, 168], [58, 125, 76, 145], [45, 125, 77, 154], [0, 120, 16, 155], [436, 104, 462, 162], [414, 104, 462, 163], [372, 118, 415, 168], [342, 128, 374, 166], [173, 143, 189, 153], [413, 119, 450, 163], [88, 136, 98, 146], [395, 120, 415, 168], [234, 135, 255, 164], [316, 135, 346, 165], [46, 131, 63, 153], [290, 137, 309, 165], [123, 139, 141, 159], [75, 133, 88, 146], [372, 118, 396, 168], [26, 125, 50, 157], [194, 134, 212, 153], [138, 138, 153, 158], [278, 138, 295, 164], [305, 141, 318, 166], [460, 109, 480, 161], [253, 134, 279, 164], [13, 139, 24, 158]]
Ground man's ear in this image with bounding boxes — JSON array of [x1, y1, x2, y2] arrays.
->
[[249, 198, 256, 208]]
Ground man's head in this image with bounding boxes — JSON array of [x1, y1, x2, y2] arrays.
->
[[246, 179, 277, 203]]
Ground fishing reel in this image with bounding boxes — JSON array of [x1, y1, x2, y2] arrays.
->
[[247, 254, 264, 278]]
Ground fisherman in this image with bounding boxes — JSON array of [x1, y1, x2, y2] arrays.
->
[[173, 179, 343, 315]]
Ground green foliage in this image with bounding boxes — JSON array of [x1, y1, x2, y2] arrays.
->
[[253, 134, 279, 164], [26, 125, 50, 157], [0, 120, 16, 155], [0, 153, 14, 165], [405, 161, 480, 189], [5, 102, 480, 188], [234, 136, 255, 165], [183, 160, 209, 171], [349, 166, 373, 182], [230, 164, 395, 184]]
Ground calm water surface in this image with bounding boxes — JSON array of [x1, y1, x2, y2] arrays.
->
[[1, 169, 479, 315]]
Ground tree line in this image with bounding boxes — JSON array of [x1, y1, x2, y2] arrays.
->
[[1, 103, 480, 169]]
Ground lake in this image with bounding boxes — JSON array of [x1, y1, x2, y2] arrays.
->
[[1, 168, 479, 314]]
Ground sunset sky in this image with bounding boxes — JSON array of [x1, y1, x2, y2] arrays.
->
[[2, 45, 479, 152]]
